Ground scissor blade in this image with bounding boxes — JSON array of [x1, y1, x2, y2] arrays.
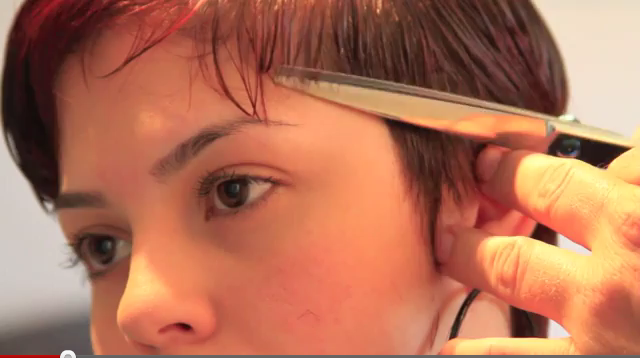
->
[[274, 66, 636, 156], [276, 66, 559, 120], [274, 66, 554, 152]]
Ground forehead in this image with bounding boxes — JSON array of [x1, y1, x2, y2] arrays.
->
[[55, 31, 203, 178], [56, 27, 278, 147], [54, 26, 297, 133], [56, 27, 214, 118], [53, 28, 388, 194]]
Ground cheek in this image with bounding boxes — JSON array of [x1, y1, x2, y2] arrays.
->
[[230, 245, 379, 353], [257, 246, 356, 327], [224, 211, 438, 353], [89, 272, 131, 354]]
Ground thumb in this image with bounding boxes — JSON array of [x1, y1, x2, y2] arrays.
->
[[439, 337, 576, 355]]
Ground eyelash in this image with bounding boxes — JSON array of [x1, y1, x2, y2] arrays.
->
[[63, 243, 82, 270], [195, 169, 280, 216], [195, 169, 272, 196], [63, 236, 104, 281]]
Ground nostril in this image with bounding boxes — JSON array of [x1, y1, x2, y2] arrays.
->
[[158, 322, 193, 334], [176, 323, 193, 332], [176, 323, 192, 331]]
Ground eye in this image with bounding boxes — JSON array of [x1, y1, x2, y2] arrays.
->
[[210, 177, 273, 215], [555, 137, 582, 158], [74, 234, 131, 277]]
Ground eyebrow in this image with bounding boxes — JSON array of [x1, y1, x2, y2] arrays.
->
[[54, 192, 107, 210], [54, 117, 292, 211], [149, 117, 292, 180]]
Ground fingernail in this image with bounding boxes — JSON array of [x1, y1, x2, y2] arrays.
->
[[435, 229, 454, 264], [477, 147, 504, 182]]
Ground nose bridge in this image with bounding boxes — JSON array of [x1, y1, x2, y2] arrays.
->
[[126, 207, 209, 283], [123, 219, 200, 297], [127, 224, 197, 286], [116, 221, 217, 349]]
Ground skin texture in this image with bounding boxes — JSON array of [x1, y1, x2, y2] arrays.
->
[[55, 29, 520, 355]]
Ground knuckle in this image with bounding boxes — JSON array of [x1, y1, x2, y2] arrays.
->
[[531, 160, 577, 218], [490, 236, 533, 298]]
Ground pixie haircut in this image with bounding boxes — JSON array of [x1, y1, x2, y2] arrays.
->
[[2, 0, 567, 337]]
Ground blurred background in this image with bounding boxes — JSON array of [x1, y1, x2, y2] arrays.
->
[[1, 0, 639, 354]]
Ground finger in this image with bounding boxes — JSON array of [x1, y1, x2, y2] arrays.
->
[[440, 337, 576, 355], [437, 226, 587, 325], [476, 147, 640, 250], [607, 147, 640, 185]]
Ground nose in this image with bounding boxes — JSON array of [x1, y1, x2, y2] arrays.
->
[[117, 256, 217, 349]]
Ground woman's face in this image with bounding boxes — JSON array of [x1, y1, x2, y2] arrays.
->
[[55, 29, 511, 354]]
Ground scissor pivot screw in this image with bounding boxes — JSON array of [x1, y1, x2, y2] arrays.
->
[[558, 114, 580, 123]]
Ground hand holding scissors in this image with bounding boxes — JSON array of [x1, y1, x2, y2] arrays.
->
[[438, 142, 640, 354], [275, 67, 640, 354]]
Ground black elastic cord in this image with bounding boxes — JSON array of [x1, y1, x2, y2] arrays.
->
[[448, 289, 535, 340], [448, 289, 481, 340]]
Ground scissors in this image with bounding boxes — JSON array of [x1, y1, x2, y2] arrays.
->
[[274, 66, 636, 168]]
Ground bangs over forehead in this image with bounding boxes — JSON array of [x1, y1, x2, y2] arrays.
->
[[2, 0, 567, 206]]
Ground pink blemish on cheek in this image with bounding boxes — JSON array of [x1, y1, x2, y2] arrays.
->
[[258, 248, 355, 326], [297, 309, 321, 322]]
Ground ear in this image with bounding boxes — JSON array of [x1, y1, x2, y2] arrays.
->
[[438, 187, 536, 238], [474, 192, 537, 237], [431, 188, 532, 351], [431, 188, 536, 351]]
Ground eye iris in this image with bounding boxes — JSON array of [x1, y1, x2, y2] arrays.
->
[[556, 137, 581, 158], [217, 179, 249, 208], [88, 236, 116, 265]]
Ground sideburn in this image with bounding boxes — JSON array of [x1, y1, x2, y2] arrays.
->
[[386, 120, 556, 339]]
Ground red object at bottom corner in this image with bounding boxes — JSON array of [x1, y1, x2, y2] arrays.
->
[[0, 355, 59, 358]]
